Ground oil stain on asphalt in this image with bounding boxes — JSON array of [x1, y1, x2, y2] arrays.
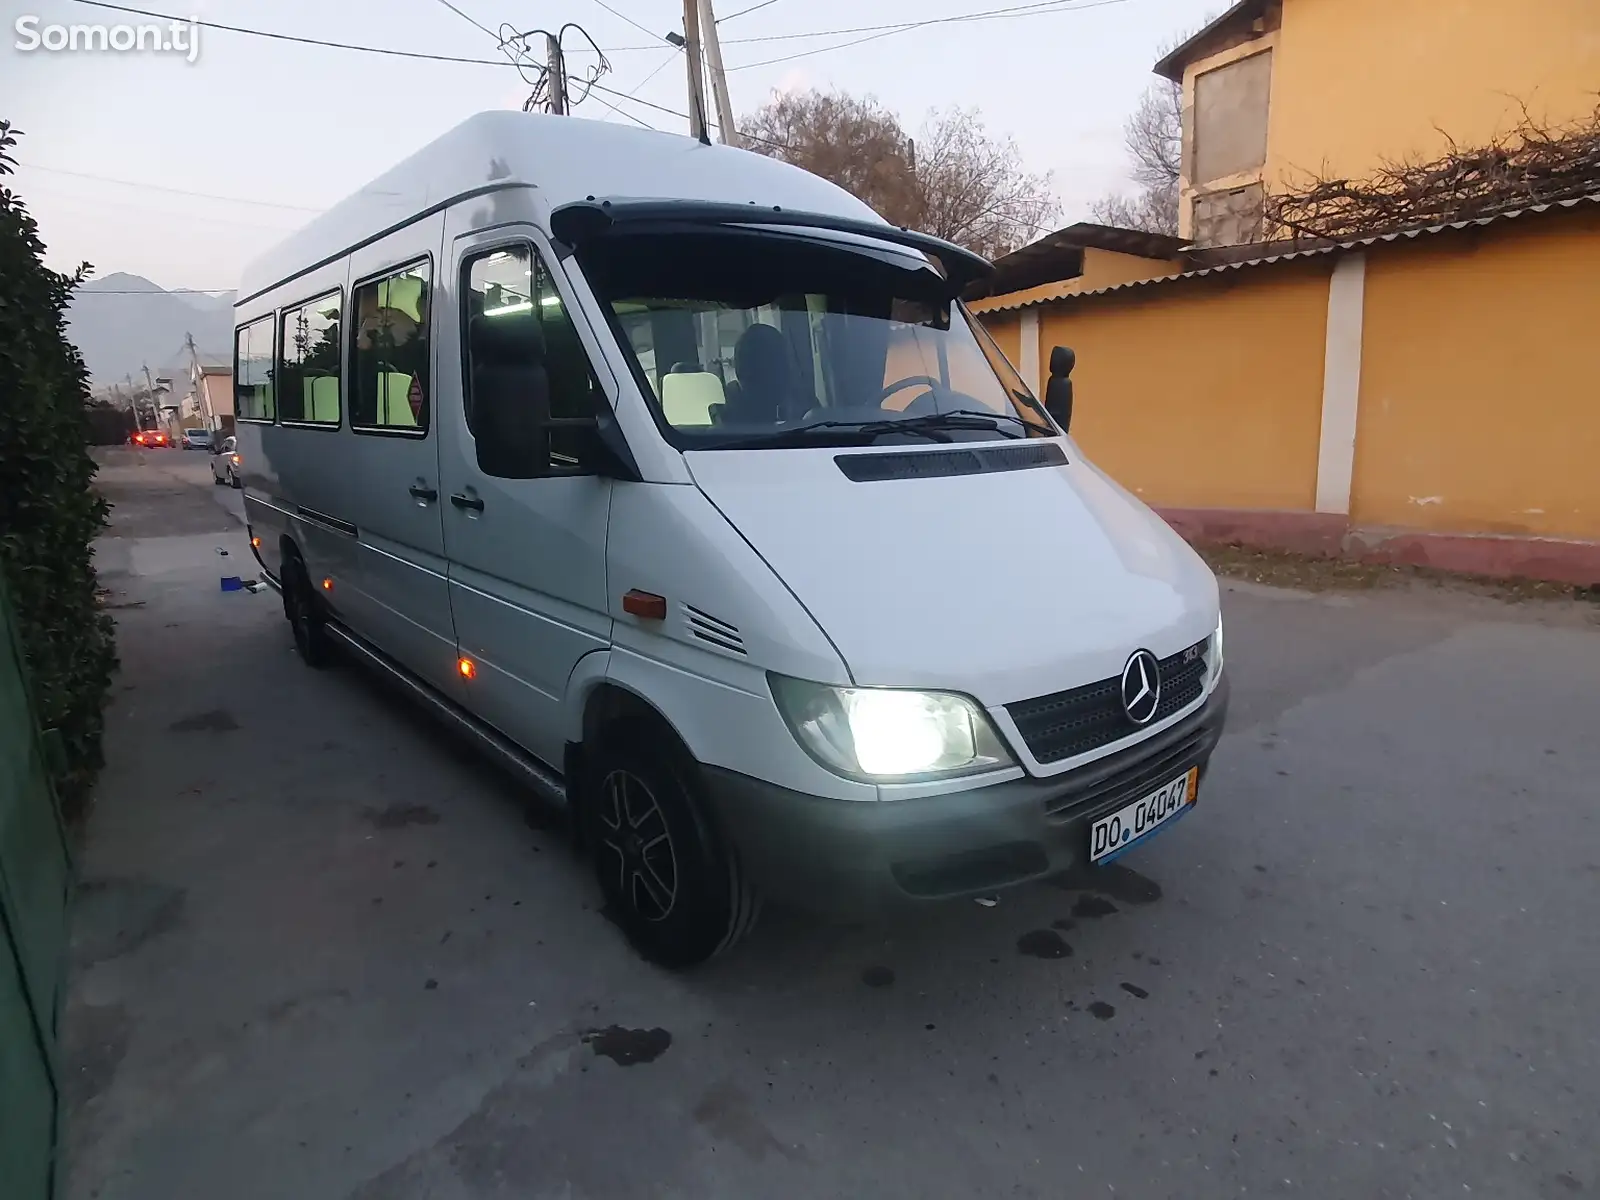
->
[[1016, 929, 1074, 959], [363, 802, 441, 829], [1071, 894, 1119, 919], [583, 1026, 672, 1066]]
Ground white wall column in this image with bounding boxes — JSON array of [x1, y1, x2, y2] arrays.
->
[[1315, 252, 1367, 515], [1019, 308, 1041, 397]]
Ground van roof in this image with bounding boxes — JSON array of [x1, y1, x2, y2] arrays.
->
[[237, 111, 883, 305]]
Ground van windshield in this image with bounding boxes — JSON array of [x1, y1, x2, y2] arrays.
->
[[576, 229, 1053, 449]]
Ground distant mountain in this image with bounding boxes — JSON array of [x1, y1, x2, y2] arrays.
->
[[67, 272, 235, 385]]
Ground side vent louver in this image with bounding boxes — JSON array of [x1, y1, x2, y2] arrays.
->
[[684, 604, 746, 655]]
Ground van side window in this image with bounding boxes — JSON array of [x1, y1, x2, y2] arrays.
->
[[234, 316, 275, 422], [278, 291, 342, 426], [462, 244, 603, 478], [351, 261, 431, 434]]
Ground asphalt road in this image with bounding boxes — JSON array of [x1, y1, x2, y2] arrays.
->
[[66, 448, 1600, 1200]]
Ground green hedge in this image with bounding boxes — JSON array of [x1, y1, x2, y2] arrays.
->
[[0, 120, 116, 818]]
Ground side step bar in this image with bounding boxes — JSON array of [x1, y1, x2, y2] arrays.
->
[[322, 622, 569, 810]]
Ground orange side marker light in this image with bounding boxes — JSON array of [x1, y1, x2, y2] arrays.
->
[[321, 577, 333, 591], [458, 657, 477, 679], [250, 536, 261, 548], [622, 589, 667, 620]]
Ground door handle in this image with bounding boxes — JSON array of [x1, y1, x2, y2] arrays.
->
[[450, 491, 485, 512], [408, 484, 438, 502]]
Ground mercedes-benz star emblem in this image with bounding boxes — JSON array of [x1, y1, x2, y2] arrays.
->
[[1120, 650, 1161, 726]]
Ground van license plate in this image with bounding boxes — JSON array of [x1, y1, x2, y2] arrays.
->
[[1089, 767, 1198, 864]]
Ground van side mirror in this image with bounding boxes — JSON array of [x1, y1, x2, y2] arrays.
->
[[1045, 344, 1075, 434]]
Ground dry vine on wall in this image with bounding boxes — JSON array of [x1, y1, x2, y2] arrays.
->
[[1263, 103, 1600, 242]]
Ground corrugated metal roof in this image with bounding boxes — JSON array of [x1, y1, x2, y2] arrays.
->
[[966, 223, 1187, 300], [974, 192, 1600, 312]]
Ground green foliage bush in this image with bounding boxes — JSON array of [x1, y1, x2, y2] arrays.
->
[[0, 119, 116, 817]]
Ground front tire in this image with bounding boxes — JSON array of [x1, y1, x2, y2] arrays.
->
[[282, 554, 333, 669], [228, 468, 242, 490], [585, 730, 758, 969]]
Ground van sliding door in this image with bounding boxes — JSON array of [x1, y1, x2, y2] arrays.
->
[[343, 215, 463, 699]]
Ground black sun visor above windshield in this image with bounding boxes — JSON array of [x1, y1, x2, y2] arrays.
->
[[549, 199, 995, 293]]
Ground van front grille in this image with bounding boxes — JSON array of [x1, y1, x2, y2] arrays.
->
[[1006, 640, 1208, 765]]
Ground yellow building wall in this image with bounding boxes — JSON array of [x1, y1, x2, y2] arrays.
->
[[1038, 261, 1330, 511], [1267, 0, 1600, 192], [1351, 206, 1600, 539], [982, 311, 1022, 370], [1075, 248, 1184, 292], [968, 252, 1181, 316]]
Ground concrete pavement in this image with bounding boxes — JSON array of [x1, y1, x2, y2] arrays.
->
[[64, 448, 1600, 1200]]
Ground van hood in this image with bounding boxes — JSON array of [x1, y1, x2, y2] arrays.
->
[[685, 442, 1218, 707]]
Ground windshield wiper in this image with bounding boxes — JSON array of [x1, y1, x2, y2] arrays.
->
[[710, 411, 1026, 450]]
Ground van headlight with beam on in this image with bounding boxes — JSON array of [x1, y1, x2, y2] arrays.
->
[[768, 675, 1015, 783]]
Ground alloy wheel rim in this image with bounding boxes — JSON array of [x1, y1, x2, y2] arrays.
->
[[596, 769, 679, 922]]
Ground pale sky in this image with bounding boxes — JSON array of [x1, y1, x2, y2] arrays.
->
[[3, 0, 1214, 292]]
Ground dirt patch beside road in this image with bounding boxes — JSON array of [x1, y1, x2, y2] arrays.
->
[[1198, 540, 1600, 610]]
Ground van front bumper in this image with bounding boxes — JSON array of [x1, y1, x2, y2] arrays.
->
[[700, 676, 1229, 915]]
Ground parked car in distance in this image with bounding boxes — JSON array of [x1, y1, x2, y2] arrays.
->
[[210, 436, 241, 488], [131, 429, 170, 448], [182, 428, 213, 451]]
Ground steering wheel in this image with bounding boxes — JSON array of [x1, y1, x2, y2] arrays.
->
[[878, 375, 945, 408]]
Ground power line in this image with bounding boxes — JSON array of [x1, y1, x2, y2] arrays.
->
[[26, 185, 304, 232], [575, 0, 1133, 52], [727, 0, 1129, 70], [71, 1, 522, 65], [588, 46, 681, 127], [74, 0, 1133, 61], [587, 0, 666, 43], [431, 0, 501, 39], [585, 82, 791, 153], [719, 0, 780, 21], [15, 160, 323, 212]]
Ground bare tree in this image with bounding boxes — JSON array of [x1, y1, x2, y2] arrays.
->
[[740, 90, 920, 224], [1091, 76, 1182, 235], [741, 89, 1057, 259], [905, 107, 1058, 259]]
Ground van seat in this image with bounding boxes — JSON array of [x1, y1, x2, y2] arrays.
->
[[661, 371, 726, 427], [306, 376, 340, 423], [379, 372, 418, 426]]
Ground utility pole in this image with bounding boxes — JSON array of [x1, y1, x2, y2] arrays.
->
[[125, 374, 142, 430], [142, 363, 162, 432], [545, 31, 568, 115], [681, 0, 709, 143], [697, 0, 739, 147], [186, 332, 215, 431]]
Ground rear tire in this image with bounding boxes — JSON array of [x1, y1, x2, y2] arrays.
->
[[584, 727, 758, 969], [282, 553, 333, 670]]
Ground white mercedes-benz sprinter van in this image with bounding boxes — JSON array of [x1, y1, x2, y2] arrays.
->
[[235, 112, 1228, 967]]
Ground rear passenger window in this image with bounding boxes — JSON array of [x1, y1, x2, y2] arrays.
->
[[351, 261, 430, 434], [279, 291, 342, 426], [462, 243, 604, 478], [234, 317, 275, 422]]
